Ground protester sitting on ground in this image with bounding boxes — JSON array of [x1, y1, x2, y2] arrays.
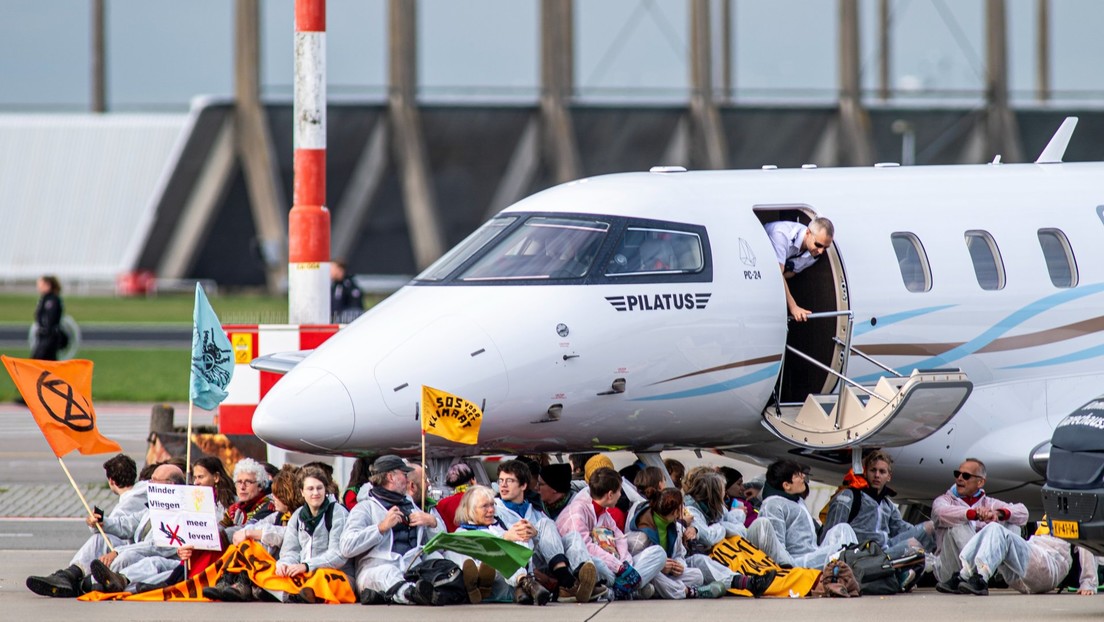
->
[[537, 463, 573, 521], [583, 454, 642, 531], [445, 485, 551, 605], [932, 458, 1028, 593], [569, 452, 596, 490], [744, 476, 764, 510], [301, 461, 339, 497], [408, 463, 437, 512], [96, 454, 145, 546], [342, 457, 373, 510], [625, 469, 723, 600], [557, 466, 666, 600], [274, 466, 353, 602], [222, 458, 277, 542], [746, 459, 857, 569], [231, 465, 303, 554], [24, 454, 144, 598], [191, 456, 235, 514], [719, 466, 757, 528], [515, 455, 549, 511], [28, 464, 189, 597], [822, 450, 934, 560], [494, 459, 601, 602], [433, 462, 476, 533], [676, 467, 774, 595], [951, 517, 1099, 596], [682, 467, 747, 547], [664, 459, 686, 491], [339, 455, 442, 606]]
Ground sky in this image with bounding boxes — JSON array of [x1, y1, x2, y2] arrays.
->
[[0, 0, 1102, 111]]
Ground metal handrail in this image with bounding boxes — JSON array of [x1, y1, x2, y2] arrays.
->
[[832, 337, 905, 378], [784, 345, 889, 403]]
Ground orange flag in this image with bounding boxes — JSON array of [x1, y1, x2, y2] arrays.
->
[[1, 356, 121, 457]]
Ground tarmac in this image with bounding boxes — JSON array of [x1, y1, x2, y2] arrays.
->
[[1, 403, 1101, 620]]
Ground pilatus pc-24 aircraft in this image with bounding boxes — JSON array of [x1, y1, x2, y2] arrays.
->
[[254, 117, 1098, 506]]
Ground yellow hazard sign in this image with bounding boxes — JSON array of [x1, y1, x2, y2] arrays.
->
[[231, 333, 253, 364]]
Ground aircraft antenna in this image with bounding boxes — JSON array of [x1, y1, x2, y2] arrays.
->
[[1035, 116, 1079, 164]]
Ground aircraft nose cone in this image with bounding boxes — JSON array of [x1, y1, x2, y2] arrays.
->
[[253, 366, 355, 452]]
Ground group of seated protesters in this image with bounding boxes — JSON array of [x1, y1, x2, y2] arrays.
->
[[26, 449, 1100, 605]]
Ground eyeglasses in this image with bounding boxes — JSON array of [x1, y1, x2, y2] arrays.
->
[[953, 470, 981, 481], [813, 240, 831, 249], [498, 477, 519, 486], [235, 479, 258, 487]]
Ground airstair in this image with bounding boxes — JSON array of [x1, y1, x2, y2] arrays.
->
[[763, 311, 973, 451]]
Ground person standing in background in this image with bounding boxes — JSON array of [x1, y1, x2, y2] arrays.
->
[[32, 275, 64, 360], [330, 261, 364, 323]]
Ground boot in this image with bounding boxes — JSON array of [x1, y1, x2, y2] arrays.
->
[[90, 560, 129, 593], [202, 571, 253, 602], [517, 574, 551, 606], [26, 565, 83, 598], [358, 587, 390, 605], [558, 560, 597, 603]]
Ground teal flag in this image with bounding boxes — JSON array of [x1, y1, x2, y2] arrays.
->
[[189, 284, 234, 410], [422, 530, 534, 577]]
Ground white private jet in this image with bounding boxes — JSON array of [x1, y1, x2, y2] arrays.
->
[[253, 118, 1098, 506]]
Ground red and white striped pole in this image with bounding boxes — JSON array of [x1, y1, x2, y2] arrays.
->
[[289, 0, 330, 324]]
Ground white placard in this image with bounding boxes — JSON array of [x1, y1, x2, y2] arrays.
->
[[147, 483, 221, 551]]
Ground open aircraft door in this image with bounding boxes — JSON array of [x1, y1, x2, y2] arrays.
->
[[753, 206, 973, 451]]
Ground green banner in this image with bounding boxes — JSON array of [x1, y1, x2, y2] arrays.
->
[[422, 530, 534, 577]]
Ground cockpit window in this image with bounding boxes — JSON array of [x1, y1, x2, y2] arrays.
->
[[605, 228, 704, 275], [456, 216, 609, 281], [416, 216, 516, 281]]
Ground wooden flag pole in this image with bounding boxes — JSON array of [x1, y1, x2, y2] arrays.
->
[[421, 428, 427, 511], [185, 400, 194, 481], [57, 456, 115, 552]]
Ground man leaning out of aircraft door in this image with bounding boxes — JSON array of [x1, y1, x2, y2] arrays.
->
[[763, 217, 834, 322]]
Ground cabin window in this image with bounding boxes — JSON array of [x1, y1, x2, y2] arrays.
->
[[890, 232, 931, 292], [605, 228, 704, 276], [455, 216, 609, 281], [416, 216, 517, 281], [1037, 228, 1077, 288], [965, 230, 1006, 290]]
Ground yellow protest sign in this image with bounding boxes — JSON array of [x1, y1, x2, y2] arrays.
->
[[421, 385, 483, 445], [710, 535, 821, 597]]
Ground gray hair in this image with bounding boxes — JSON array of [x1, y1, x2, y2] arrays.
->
[[233, 458, 271, 488], [962, 457, 987, 478], [809, 217, 834, 238]]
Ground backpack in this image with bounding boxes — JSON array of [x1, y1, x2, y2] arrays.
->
[[403, 558, 468, 606], [811, 559, 861, 597], [837, 539, 900, 595]]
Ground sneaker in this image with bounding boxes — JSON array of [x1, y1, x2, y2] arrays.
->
[[89, 560, 128, 593], [899, 568, 920, 593], [408, 580, 436, 606], [634, 583, 655, 600], [746, 569, 777, 598], [958, 573, 988, 596], [695, 580, 727, 599], [461, 559, 482, 604], [935, 573, 963, 594], [359, 587, 390, 605]]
